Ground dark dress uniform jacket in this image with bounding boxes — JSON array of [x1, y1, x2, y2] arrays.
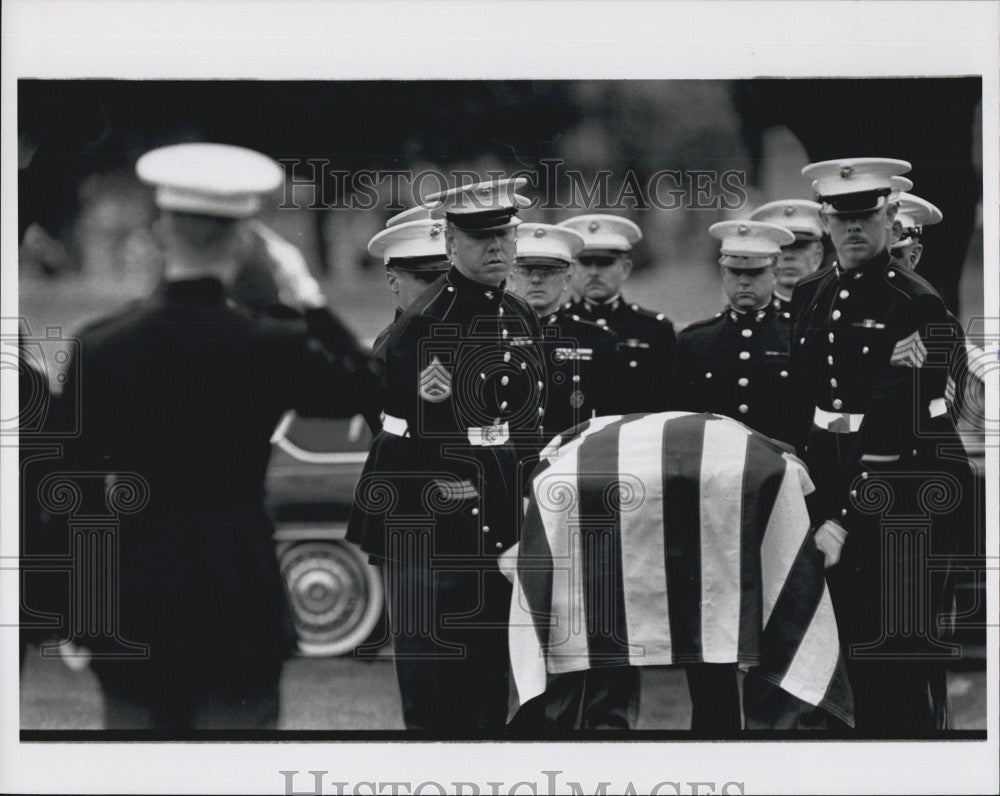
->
[[565, 296, 676, 414], [55, 277, 376, 664], [789, 252, 972, 659], [539, 308, 622, 440], [673, 303, 797, 445], [348, 267, 545, 562]]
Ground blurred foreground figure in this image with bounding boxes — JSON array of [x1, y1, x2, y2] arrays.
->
[[54, 143, 377, 731], [790, 158, 973, 734], [348, 179, 545, 733]]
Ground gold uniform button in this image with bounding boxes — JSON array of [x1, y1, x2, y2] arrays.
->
[[738, 378, 749, 387], [828, 332, 835, 343], [495, 541, 503, 550], [482, 525, 490, 533], [705, 372, 712, 379], [839, 290, 850, 299], [780, 370, 788, 378], [500, 401, 508, 410], [862, 346, 869, 355], [572, 374, 580, 383], [827, 355, 834, 366], [738, 404, 749, 414], [742, 328, 752, 338], [832, 310, 842, 321], [471, 508, 479, 516], [830, 378, 838, 388], [832, 398, 843, 410], [500, 376, 509, 386], [596, 318, 607, 327], [629, 360, 638, 368], [503, 352, 511, 363], [739, 351, 750, 361]]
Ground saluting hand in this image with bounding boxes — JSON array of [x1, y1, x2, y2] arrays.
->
[[248, 220, 327, 310]]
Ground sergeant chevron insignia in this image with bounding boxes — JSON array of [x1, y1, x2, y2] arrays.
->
[[890, 331, 927, 368], [419, 356, 452, 402]]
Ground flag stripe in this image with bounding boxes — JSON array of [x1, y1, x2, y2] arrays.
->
[[781, 582, 839, 709], [698, 417, 748, 662], [661, 414, 707, 662], [577, 422, 630, 665], [518, 490, 553, 651], [535, 445, 590, 668], [618, 413, 673, 665], [738, 433, 784, 662], [761, 529, 826, 679]]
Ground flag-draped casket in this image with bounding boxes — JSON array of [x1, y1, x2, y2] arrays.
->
[[503, 412, 854, 726]]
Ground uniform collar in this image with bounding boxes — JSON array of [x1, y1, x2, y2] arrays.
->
[[835, 249, 891, 282], [728, 303, 771, 325], [581, 293, 622, 314], [447, 266, 506, 308], [162, 277, 227, 304]]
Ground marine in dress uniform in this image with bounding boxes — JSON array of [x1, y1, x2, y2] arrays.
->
[[888, 192, 978, 728], [749, 200, 826, 319], [510, 222, 622, 440], [53, 143, 378, 731], [888, 192, 974, 425], [671, 220, 806, 735], [507, 222, 640, 731], [364, 209, 452, 431], [558, 215, 676, 413], [675, 221, 798, 445], [347, 178, 546, 733], [790, 158, 973, 734]]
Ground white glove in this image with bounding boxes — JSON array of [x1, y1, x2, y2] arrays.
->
[[247, 220, 327, 309], [814, 520, 848, 569]]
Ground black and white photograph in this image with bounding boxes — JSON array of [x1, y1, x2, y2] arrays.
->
[[3, 2, 998, 794]]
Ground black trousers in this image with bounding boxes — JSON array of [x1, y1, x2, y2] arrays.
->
[[531, 666, 641, 731], [94, 656, 282, 731], [686, 663, 741, 735], [385, 559, 512, 733]]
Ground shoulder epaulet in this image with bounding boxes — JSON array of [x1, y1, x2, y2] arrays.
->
[[794, 267, 830, 290], [628, 303, 673, 324], [882, 263, 941, 301], [678, 313, 725, 337]]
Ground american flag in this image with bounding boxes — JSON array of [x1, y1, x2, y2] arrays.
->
[[503, 411, 853, 726]]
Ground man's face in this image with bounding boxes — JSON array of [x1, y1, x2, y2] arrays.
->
[[889, 241, 923, 271], [386, 267, 441, 310], [720, 258, 777, 312], [776, 239, 824, 293], [821, 204, 895, 268], [447, 226, 516, 287], [512, 262, 570, 315], [570, 252, 632, 302]]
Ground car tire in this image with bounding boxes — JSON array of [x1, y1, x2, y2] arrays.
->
[[278, 540, 384, 657]]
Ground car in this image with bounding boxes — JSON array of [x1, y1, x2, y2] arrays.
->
[[266, 411, 385, 657]]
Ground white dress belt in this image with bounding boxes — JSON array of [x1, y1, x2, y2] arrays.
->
[[381, 414, 511, 447]]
